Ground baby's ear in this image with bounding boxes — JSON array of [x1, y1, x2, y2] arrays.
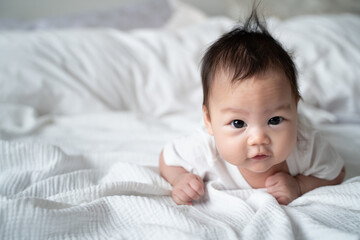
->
[[203, 105, 214, 136]]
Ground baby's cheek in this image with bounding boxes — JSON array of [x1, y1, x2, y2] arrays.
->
[[217, 139, 246, 165], [276, 131, 297, 160]]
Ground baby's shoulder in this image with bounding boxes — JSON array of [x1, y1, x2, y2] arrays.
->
[[296, 114, 316, 148], [166, 126, 217, 160]]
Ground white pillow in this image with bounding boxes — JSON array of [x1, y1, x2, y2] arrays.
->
[[0, 18, 233, 116], [271, 14, 360, 120], [1, 14, 359, 121]]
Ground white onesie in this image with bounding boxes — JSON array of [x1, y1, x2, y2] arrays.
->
[[163, 115, 344, 189]]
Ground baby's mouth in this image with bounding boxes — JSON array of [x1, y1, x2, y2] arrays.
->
[[251, 154, 269, 160]]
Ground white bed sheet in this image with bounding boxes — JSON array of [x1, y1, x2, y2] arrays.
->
[[1, 11, 360, 240], [1, 121, 360, 239]]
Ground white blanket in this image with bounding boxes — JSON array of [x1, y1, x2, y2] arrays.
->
[[1, 140, 359, 239], [1, 13, 360, 240]]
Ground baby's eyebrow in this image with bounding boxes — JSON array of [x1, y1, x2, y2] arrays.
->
[[221, 103, 292, 114], [273, 103, 292, 111], [221, 107, 249, 114], [264, 103, 292, 114]]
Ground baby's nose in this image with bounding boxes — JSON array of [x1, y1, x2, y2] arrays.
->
[[247, 128, 270, 146]]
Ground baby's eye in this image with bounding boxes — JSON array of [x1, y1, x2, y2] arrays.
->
[[268, 116, 283, 125], [231, 120, 247, 129]]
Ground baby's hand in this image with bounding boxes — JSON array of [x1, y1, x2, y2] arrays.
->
[[171, 173, 205, 205], [265, 172, 301, 205]]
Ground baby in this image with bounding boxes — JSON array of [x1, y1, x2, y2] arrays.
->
[[159, 11, 345, 205]]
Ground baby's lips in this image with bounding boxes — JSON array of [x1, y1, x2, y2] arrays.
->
[[251, 154, 269, 160]]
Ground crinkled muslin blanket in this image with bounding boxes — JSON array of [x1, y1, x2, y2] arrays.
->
[[1, 140, 359, 239]]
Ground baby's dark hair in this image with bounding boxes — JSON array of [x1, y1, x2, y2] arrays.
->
[[201, 10, 300, 108]]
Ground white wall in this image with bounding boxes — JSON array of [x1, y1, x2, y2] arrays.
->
[[0, 0, 359, 20], [0, 0, 139, 20]]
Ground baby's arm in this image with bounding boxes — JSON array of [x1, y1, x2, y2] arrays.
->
[[266, 167, 345, 205], [159, 151, 205, 205]]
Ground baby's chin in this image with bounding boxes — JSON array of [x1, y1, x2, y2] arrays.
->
[[246, 159, 287, 174]]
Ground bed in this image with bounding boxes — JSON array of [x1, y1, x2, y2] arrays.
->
[[1, 0, 360, 239]]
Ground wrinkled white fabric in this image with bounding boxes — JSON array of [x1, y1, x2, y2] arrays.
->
[[270, 14, 360, 121], [1, 15, 360, 122], [0, 140, 359, 240], [0, 17, 232, 117]]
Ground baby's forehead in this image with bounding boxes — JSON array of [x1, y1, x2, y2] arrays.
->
[[212, 67, 290, 88], [208, 67, 298, 104]]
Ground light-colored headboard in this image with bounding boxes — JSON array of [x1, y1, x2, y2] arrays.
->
[[184, 0, 360, 20], [0, 0, 359, 21], [0, 0, 140, 20]]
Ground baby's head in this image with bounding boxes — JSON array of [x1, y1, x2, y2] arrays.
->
[[201, 11, 300, 110], [200, 11, 301, 173]]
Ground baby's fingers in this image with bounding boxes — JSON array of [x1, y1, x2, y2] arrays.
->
[[171, 174, 205, 205], [265, 173, 282, 188], [172, 189, 193, 205], [189, 176, 205, 196], [183, 184, 202, 201], [266, 187, 290, 205], [276, 196, 291, 205]]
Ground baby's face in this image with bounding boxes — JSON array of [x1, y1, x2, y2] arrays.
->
[[203, 68, 298, 174]]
